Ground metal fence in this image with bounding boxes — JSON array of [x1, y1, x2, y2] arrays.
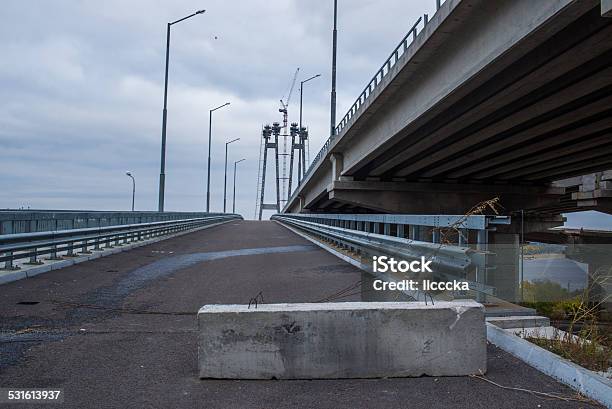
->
[[0, 214, 241, 270]]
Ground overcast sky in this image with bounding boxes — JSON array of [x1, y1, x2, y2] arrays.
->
[[0, 0, 610, 228]]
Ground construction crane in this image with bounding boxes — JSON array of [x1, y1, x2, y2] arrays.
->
[[279, 67, 300, 130]]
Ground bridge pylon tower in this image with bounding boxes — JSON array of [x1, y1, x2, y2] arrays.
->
[[256, 123, 283, 220]]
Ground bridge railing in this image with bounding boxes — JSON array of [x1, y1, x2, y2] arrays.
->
[[288, 0, 448, 207], [0, 210, 228, 235], [333, 16, 423, 137], [272, 213, 510, 300], [0, 214, 241, 270]]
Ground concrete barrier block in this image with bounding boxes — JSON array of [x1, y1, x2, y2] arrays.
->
[[198, 300, 486, 379]]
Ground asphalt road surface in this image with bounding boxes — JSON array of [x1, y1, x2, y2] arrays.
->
[[0, 221, 602, 408]]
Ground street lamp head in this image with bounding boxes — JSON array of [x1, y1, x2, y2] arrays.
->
[[196, 9, 206, 14], [303, 74, 322, 85], [211, 102, 231, 112], [126, 171, 132, 176]]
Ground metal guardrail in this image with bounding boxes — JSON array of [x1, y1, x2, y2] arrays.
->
[[287, 0, 449, 207], [275, 213, 510, 232], [0, 210, 228, 235], [274, 215, 473, 271], [272, 213, 508, 298], [0, 214, 242, 270]]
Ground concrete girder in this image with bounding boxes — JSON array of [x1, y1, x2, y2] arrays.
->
[[523, 153, 612, 182], [497, 144, 612, 180], [374, 56, 612, 178], [391, 67, 612, 178], [444, 112, 612, 179]]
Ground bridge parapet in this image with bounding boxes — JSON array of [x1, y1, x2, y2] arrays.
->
[[0, 210, 229, 235]]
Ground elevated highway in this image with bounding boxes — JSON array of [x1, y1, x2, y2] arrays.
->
[[285, 0, 612, 219]]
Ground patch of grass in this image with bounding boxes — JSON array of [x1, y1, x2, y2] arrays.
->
[[523, 271, 611, 374], [526, 330, 611, 373]]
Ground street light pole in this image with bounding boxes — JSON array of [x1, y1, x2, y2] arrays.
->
[[207, 102, 231, 212], [233, 158, 246, 214], [224, 138, 240, 213], [298, 74, 321, 182], [158, 9, 205, 212], [330, 0, 338, 137], [126, 171, 136, 211]]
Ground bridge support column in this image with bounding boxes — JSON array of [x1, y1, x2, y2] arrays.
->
[[330, 153, 344, 182]]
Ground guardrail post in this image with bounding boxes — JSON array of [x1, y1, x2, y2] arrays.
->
[[2, 252, 20, 270], [48, 244, 62, 260], [26, 248, 44, 265], [383, 223, 390, 236], [373, 222, 380, 234], [397, 224, 405, 238], [93, 236, 102, 251], [66, 241, 76, 257], [432, 229, 440, 244], [80, 239, 91, 254]]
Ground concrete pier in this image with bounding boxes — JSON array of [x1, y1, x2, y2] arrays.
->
[[198, 300, 486, 379]]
